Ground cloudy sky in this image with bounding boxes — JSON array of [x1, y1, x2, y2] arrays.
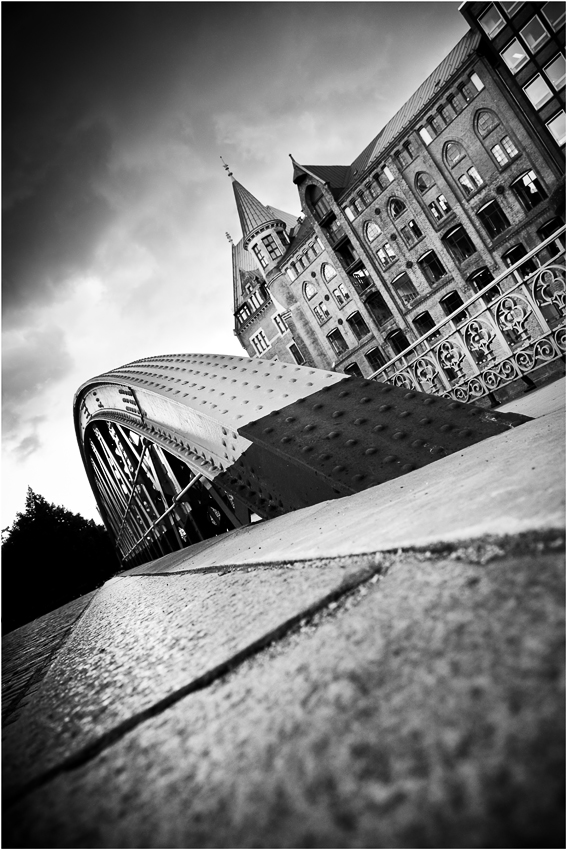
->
[[2, 1, 468, 528]]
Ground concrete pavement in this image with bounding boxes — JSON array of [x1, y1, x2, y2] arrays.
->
[[3, 379, 565, 848]]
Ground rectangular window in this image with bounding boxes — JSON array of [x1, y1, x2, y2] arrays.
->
[[429, 114, 443, 134], [546, 111, 566, 145], [252, 244, 267, 269], [288, 343, 304, 365], [459, 82, 475, 103], [395, 149, 410, 169], [262, 234, 281, 260], [501, 135, 519, 158], [346, 311, 371, 341], [458, 173, 475, 196], [443, 225, 477, 263], [250, 291, 263, 310], [491, 143, 509, 166], [392, 272, 419, 304], [418, 251, 446, 284], [377, 243, 396, 267], [365, 347, 385, 371], [401, 219, 423, 244], [477, 200, 510, 238], [545, 55, 566, 89], [250, 329, 269, 355], [237, 304, 251, 323], [286, 267, 297, 281], [468, 166, 484, 187], [501, 39, 529, 73], [419, 126, 433, 145], [470, 72, 485, 91], [512, 170, 548, 210], [327, 329, 348, 356], [524, 74, 553, 109], [413, 311, 437, 335], [521, 16, 550, 52], [367, 181, 379, 199], [333, 283, 351, 306], [344, 206, 354, 221], [479, 4, 505, 37], [383, 165, 394, 183], [428, 200, 442, 220], [449, 93, 464, 114], [404, 141, 416, 160], [313, 301, 330, 324], [440, 291, 468, 324], [439, 104, 452, 124], [438, 194, 450, 213], [542, 2, 565, 30], [273, 313, 288, 334]]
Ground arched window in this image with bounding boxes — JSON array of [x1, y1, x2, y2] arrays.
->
[[475, 109, 499, 138], [321, 263, 337, 282], [415, 172, 434, 194], [444, 141, 466, 167], [304, 282, 317, 300], [364, 220, 382, 243], [389, 198, 406, 219]]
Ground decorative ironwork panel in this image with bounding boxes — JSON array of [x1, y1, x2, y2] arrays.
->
[[371, 230, 566, 402]]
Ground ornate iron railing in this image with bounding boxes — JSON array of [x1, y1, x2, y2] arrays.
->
[[369, 228, 565, 402]]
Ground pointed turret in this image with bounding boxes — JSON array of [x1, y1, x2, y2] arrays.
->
[[232, 179, 284, 248], [222, 158, 290, 275]]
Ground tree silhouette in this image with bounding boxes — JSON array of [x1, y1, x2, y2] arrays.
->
[[2, 488, 120, 633]]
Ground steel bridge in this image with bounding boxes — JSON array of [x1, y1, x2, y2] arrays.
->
[[74, 354, 532, 567]]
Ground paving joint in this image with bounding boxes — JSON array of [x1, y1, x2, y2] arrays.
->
[[5, 527, 563, 809]]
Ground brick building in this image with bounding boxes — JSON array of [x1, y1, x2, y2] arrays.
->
[[229, 2, 565, 377]]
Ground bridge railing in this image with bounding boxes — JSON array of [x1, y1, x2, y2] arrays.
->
[[369, 228, 566, 403]]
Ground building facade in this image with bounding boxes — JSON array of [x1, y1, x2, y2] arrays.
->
[[229, 2, 565, 378]]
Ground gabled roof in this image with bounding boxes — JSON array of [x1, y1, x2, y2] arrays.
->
[[299, 165, 350, 190]]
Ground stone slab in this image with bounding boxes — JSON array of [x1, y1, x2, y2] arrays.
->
[[2, 592, 96, 726], [3, 557, 378, 799], [5, 543, 564, 848], [496, 376, 565, 419], [121, 407, 565, 575]]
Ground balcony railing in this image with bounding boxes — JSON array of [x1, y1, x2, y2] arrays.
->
[[369, 228, 566, 403]]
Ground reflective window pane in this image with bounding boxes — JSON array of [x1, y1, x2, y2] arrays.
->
[[523, 74, 553, 109], [479, 4, 505, 37], [501, 39, 529, 73], [545, 54, 566, 89], [520, 16, 549, 52]]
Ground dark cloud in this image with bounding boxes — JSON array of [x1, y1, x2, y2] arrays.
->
[[2, 326, 74, 442]]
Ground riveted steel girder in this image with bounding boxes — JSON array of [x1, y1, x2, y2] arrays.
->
[[74, 353, 529, 565]]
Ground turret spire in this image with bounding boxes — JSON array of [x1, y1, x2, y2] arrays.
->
[[220, 156, 234, 179], [231, 179, 284, 247]]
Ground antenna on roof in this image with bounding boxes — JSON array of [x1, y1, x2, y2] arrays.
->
[[220, 156, 233, 178], [225, 232, 234, 245]]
